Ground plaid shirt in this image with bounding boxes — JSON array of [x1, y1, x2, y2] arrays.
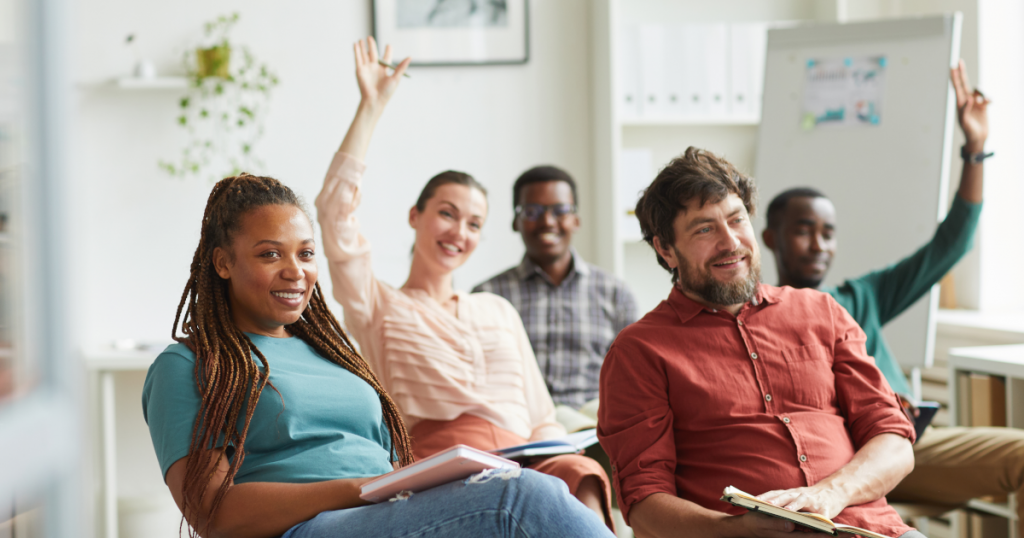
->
[[472, 250, 638, 409]]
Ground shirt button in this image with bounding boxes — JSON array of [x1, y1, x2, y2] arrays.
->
[[799, 454, 808, 462], [738, 320, 744, 326], [765, 394, 772, 402], [783, 417, 791, 424], [751, 352, 758, 359]]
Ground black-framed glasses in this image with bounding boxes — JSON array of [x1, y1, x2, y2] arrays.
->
[[514, 203, 577, 222]]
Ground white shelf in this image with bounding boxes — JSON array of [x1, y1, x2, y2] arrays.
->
[[112, 77, 189, 90], [620, 116, 760, 127]]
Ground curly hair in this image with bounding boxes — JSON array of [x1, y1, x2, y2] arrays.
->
[[634, 147, 757, 282]]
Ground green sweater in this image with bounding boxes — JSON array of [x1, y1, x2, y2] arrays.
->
[[822, 196, 982, 397]]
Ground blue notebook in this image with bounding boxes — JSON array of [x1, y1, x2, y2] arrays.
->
[[489, 429, 598, 460]]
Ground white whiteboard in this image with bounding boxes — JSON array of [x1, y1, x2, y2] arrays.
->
[[754, 15, 962, 371]]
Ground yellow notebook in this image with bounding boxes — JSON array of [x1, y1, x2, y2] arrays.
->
[[720, 486, 893, 538]]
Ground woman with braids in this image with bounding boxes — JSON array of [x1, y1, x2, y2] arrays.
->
[[140, 54, 613, 538], [317, 37, 614, 530]]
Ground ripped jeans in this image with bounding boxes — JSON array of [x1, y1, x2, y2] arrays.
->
[[280, 468, 614, 538]]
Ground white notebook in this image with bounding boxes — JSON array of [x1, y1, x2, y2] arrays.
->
[[359, 445, 520, 503]]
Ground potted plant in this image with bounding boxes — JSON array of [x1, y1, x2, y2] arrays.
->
[[160, 12, 279, 180], [196, 13, 235, 79]]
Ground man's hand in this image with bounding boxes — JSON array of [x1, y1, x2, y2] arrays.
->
[[951, 59, 989, 151], [758, 485, 849, 520], [725, 511, 798, 538]]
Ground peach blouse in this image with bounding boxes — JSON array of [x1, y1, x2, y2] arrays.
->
[[315, 151, 564, 442]]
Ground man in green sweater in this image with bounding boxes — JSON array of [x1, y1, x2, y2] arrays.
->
[[762, 61, 1024, 532]]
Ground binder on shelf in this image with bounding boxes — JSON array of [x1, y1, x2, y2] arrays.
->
[[639, 24, 670, 118], [729, 23, 768, 120], [664, 26, 688, 117], [704, 23, 730, 117], [618, 24, 643, 119], [681, 24, 709, 117]]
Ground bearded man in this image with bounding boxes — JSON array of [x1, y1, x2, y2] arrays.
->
[[597, 147, 923, 538]]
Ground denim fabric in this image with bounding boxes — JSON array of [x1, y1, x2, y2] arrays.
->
[[281, 469, 614, 538]]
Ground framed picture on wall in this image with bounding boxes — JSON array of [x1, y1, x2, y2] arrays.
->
[[373, 0, 530, 66]]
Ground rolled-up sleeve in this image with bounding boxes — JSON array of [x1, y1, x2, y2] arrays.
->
[[598, 340, 678, 524], [828, 296, 915, 447]]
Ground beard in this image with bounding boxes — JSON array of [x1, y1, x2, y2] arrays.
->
[[675, 247, 762, 306]]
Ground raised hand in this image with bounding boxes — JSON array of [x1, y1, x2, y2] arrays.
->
[[951, 59, 989, 150], [354, 36, 411, 112]]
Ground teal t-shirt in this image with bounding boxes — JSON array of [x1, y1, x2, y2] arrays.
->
[[823, 196, 982, 397], [141, 333, 395, 483]]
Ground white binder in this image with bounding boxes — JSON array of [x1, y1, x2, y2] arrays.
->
[[617, 24, 643, 119], [639, 24, 669, 118], [704, 23, 730, 117], [729, 23, 768, 120]]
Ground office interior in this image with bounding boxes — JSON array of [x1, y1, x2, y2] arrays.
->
[[2, 0, 1024, 537]]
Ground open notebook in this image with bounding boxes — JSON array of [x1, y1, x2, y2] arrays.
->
[[721, 486, 893, 538], [359, 445, 519, 503]]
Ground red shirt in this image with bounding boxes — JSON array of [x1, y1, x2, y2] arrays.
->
[[598, 284, 914, 537]]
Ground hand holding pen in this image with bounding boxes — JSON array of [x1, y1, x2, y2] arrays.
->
[[353, 36, 411, 113]]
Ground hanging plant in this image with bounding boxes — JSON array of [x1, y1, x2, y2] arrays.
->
[[159, 12, 280, 180]]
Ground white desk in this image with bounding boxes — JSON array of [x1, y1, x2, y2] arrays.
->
[[948, 344, 1024, 538], [83, 346, 161, 538]]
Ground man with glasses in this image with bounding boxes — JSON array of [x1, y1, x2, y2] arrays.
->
[[474, 166, 638, 413]]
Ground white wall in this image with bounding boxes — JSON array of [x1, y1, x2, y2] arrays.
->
[[71, 1, 594, 534], [72, 0, 595, 350]]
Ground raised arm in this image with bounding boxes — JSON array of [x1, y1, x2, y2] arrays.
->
[[164, 448, 375, 538], [858, 59, 988, 325], [951, 58, 989, 204], [315, 38, 410, 334], [340, 36, 410, 160]]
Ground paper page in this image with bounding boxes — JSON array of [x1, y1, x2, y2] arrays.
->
[[801, 55, 887, 130]]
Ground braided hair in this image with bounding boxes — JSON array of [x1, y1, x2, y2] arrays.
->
[[172, 173, 413, 535]]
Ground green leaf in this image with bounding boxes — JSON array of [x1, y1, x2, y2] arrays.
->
[[200, 109, 208, 118], [179, 97, 190, 108], [178, 116, 187, 126]]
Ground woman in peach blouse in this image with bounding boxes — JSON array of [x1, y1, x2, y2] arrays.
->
[[315, 38, 612, 528]]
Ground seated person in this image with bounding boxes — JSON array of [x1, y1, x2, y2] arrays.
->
[[140, 168, 610, 536], [762, 60, 1024, 536], [314, 37, 614, 529], [598, 147, 922, 538], [473, 165, 638, 412]]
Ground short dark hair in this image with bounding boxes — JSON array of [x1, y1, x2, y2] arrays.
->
[[635, 147, 757, 282], [765, 187, 828, 231], [512, 165, 578, 208], [415, 170, 488, 212]]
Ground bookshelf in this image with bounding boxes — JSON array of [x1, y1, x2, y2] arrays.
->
[[947, 344, 1024, 538], [588, 0, 837, 313]]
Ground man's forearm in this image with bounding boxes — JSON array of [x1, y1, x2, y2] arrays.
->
[[957, 142, 984, 204], [630, 493, 732, 538], [816, 432, 914, 508]]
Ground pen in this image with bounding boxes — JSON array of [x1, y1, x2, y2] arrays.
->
[[378, 59, 411, 78]]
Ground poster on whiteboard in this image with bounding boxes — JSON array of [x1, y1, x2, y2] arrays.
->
[[801, 55, 887, 130]]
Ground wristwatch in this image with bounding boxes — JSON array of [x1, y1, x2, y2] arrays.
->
[[961, 145, 994, 164]]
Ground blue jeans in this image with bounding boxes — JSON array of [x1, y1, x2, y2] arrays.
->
[[281, 468, 614, 538]]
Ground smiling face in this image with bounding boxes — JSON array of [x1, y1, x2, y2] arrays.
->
[[653, 193, 761, 310], [212, 204, 318, 338], [762, 196, 836, 289], [514, 180, 580, 266], [409, 183, 488, 275]]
